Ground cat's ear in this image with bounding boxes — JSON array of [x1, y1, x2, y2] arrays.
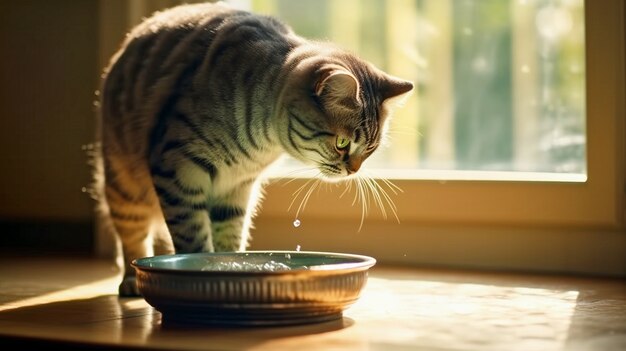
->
[[315, 67, 361, 109], [379, 76, 414, 115], [381, 76, 414, 102]]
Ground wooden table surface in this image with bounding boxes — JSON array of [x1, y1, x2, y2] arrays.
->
[[0, 255, 625, 350]]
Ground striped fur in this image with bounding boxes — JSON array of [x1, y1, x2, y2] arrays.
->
[[97, 2, 413, 296]]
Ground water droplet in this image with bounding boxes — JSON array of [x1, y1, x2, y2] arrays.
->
[[296, 245, 301, 252], [81, 187, 87, 193], [293, 219, 301, 227]]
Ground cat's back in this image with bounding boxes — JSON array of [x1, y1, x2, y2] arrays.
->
[[106, 2, 295, 76], [100, 2, 298, 150], [127, 2, 238, 40], [103, 2, 247, 89], [101, 2, 297, 110]]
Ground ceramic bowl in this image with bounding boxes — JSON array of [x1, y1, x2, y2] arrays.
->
[[132, 251, 376, 326]]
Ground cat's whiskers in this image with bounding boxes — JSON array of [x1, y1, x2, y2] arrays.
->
[[378, 176, 404, 195], [293, 175, 323, 220], [354, 176, 369, 232], [368, 173, 401, 223], [288, 175, 320, 212], [369, 176, 400, 223], [362, 176, 388, 220], [284, 170, 401, 232], [385, 126, 420, 137], [350, 171, 401, 231], [338, 178, 353, 199], [277, 166, 318, 187]]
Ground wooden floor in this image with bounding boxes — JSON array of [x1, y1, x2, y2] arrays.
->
[[0, 255, 625, 350]]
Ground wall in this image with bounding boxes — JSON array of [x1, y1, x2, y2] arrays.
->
[[0, 1, 99, 251]]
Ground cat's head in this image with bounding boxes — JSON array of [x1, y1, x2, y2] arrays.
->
[[278, 50, 413, 180]]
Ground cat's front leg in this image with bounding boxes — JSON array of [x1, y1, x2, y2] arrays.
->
[[209, 179, 258, 252], [151, 156, 215, 253]]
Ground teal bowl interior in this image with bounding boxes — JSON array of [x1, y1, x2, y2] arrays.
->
[[132, 251, 376, 273]]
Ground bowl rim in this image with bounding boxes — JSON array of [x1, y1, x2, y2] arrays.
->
[[131, 250, 376, 276]]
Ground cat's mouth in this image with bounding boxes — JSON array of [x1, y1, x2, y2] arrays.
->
[[318, 165, 355, 181]]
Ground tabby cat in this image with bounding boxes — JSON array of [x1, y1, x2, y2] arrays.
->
[[96, 2, 413, 296]]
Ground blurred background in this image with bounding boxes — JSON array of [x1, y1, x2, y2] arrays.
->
[[247, 0, 586, 174], [0, 0, 586, 254]]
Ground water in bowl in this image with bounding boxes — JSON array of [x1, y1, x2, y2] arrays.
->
[[201, 260, 292, 272]]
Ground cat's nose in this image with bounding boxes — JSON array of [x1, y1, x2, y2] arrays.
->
[[347, 156, 363, 174]]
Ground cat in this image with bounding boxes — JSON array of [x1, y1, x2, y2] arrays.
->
[[95, 2, 413, 296]]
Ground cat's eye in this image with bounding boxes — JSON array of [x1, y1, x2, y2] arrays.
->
[[336, 136, 350, 150]]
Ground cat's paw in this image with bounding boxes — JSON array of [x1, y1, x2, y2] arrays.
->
[[118, 276, 140, 297]]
